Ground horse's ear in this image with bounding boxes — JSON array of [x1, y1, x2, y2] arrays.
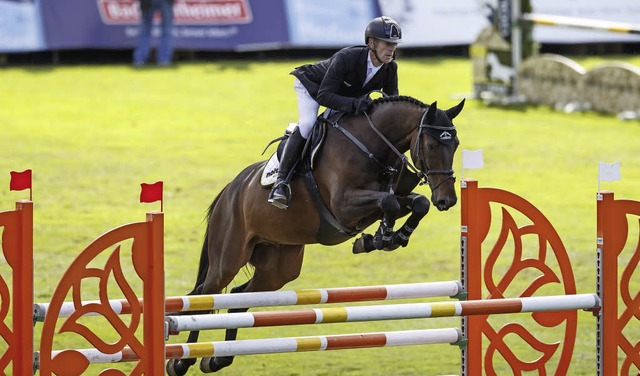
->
[[445, 99, 465, 120], [426, 101, 438, 123]]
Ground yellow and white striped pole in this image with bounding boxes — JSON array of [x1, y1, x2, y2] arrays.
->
[[521, 13, 640, 35], [167, 294, 600, 333], [46, 328, 462, 364], [33, 280, 463, 321]]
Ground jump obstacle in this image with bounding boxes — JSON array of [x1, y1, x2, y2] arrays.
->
[[165, 294, 599, 332], [510, 1, 640, 75], [476, 0, 640, 113], [33, 280, 465, 321], [1, 177, 639, 375], [50, 328, 465, 365]]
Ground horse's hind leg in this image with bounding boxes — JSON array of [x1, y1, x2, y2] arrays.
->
[[166, 282, 208, 376], [200, 244, 305, 373], [198, 281, 250, 373], [168, 246, 251, 375]]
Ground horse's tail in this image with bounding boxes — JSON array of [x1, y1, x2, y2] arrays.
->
[[187, 188, 225, 296]]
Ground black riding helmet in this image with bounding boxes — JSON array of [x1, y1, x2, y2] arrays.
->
[[364, 16, 402, 44]]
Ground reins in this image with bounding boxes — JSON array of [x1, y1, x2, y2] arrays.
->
[[321, 115, 400, 193], [326, 118, 388, 172], [323, 100, 457, 195], [363, 111, 423, 182], [363, 109, 457, 193]]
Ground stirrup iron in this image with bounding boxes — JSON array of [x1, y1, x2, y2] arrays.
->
[[268, 182, 292, 209]]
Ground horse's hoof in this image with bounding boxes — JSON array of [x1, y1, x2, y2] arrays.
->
[[383, 243, 400, 252], [200, 356, 234, 373], [166, 359, 190, 376], [352, 234, 374, 254]]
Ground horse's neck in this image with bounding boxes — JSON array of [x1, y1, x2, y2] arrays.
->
[[369, 104, 420, 151]]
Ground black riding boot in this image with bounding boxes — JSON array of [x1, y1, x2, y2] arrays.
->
[[268, 128, 306, 209]]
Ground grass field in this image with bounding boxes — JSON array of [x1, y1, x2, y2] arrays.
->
[[1, 53, 640, 375]]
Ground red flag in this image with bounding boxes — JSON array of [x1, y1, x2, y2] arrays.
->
[[140, 181, 163, 203], [10, 170, 32, 191]]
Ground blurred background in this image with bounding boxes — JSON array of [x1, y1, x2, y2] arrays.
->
[[2, 0, 640, 64]]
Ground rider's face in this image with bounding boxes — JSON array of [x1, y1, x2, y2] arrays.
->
[[370, 39, 398, 66]]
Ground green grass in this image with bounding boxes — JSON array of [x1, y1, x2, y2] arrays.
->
[[1, 54, 639, 375]]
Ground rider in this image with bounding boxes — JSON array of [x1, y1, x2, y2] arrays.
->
[[268, 16, 403, 209]]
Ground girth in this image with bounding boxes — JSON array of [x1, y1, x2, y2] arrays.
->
[[302, 171, 361, 245]]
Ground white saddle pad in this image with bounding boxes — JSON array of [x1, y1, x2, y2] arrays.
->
[[260, 152, 280, 187]]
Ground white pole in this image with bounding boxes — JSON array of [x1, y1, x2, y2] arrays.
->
[[34, 280, 463, 321], [167, 294, 600, 332], [47, 328, 463, 364]]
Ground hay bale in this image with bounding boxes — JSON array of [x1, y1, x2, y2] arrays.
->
[[581, 62, 640, 113], [516, 54, 585, 108]]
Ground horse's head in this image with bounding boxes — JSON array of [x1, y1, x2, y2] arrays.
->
[[412, 99, 464, 211]]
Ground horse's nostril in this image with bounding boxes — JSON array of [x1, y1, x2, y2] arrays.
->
[[434, 197, 457, 211]]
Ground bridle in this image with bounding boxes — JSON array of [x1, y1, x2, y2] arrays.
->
[[358, 109, 457, 194], [412, 110, 457, 193]]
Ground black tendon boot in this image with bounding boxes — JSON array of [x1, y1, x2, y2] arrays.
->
[[268, 128, 306, 209]]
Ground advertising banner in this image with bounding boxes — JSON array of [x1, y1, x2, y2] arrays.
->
[[377, 0, 489, 47], [39, 0, 289, 51], [285, 0, 379, 47], [0, 0, 44, 52], [8, 0, 640, 53]]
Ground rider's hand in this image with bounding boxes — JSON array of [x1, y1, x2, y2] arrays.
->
[[353, 96, 373, 114]]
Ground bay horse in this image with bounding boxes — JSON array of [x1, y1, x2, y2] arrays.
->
[[166, 95, 464, 375]]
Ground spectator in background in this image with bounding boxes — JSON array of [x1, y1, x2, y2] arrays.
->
[[133, 0, 175, 67]]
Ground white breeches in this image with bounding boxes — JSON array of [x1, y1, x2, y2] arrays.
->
[[294, 78, 321, 139]]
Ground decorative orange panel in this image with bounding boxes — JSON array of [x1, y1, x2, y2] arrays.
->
[[38, 212, 164, 375], [462, 179, 577, 376], [0, 201, 33, 375]]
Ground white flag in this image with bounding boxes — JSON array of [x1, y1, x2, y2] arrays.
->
[[598, 161, 621, 182], [462, 149, 484, 170]]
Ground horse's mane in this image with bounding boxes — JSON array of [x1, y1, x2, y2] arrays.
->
[[369, 95, 428, 113]]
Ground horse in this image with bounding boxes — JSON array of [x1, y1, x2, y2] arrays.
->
[[166, 95, 465, 375]]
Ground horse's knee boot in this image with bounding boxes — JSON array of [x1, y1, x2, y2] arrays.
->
[[381, 195, 401, 218], [411, 196, 430, 218]]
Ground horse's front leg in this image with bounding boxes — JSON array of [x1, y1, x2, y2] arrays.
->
[[370, 194, 401, 250], [352, 193, 430, 254], [390, 193, 430, 248], [353, 194, 400, 254]]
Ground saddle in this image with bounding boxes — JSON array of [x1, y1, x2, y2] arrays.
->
[[260, 111, 345, 186], [261, 112, 359, 244]]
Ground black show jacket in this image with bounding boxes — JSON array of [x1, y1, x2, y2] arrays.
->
[[291, 46, 399, 113]]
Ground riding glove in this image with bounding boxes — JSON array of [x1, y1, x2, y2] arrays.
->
[[353, 96, 373, 114]]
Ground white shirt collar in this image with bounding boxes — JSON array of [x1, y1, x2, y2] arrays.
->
[[364, 52, 382, 86]]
